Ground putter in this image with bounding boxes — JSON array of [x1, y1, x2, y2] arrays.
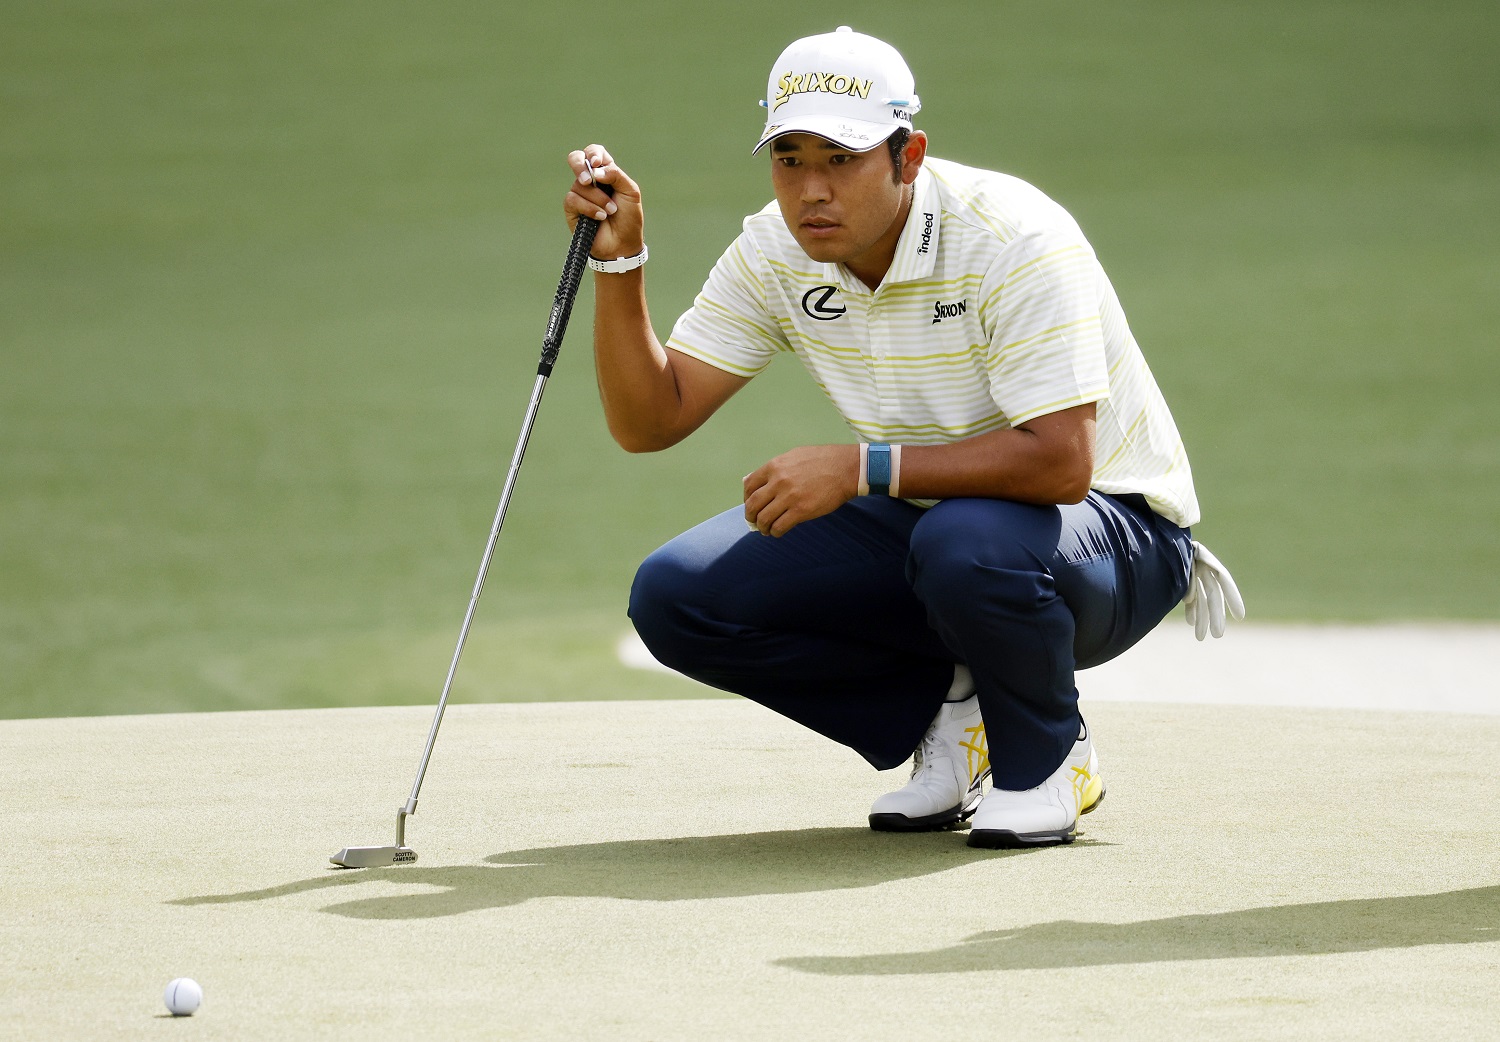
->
[[331, 176, 610, 869]]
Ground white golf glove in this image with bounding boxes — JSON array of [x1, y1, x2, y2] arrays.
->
[[1183, 540, 1246, 640]]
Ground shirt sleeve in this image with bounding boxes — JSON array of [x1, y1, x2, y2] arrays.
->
[[664, 231, 788, 378], [978, 230, 1113, 425]]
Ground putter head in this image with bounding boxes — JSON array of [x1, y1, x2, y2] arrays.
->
[[330, 845, 418, 869]]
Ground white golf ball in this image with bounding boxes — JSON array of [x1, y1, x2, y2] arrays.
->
[[163, 977, 202, 1016]]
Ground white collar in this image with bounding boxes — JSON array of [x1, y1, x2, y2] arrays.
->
[[821, 164, 939, 292]]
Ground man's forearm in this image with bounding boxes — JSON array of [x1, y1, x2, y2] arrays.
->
[[897, 406, 1097, 505], [591, 269, 687, 452], [745, 404, 1097, 538], [567, 148, 750, 452]]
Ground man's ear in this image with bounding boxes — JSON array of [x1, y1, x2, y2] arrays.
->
[[902, 131, 929, 186]]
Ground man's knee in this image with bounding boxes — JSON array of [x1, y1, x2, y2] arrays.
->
[[627, 545, 707, 670], [629, 544, 683, 614]]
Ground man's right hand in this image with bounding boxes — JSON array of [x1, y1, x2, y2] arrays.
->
[[564, 145, 644, 262], [563, 144, 750, 453]]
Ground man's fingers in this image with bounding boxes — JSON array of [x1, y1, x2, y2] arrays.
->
[[768, 510, 802, 538], [746, 479, 808, 536], [564, 157, 618, 213], [760, 495, 808, 538], [742, 445, 856, 538], [565, 147, 632, 217], [581, 144, 615, 172], [755, 499, 790, 537], [743, 464, 769, 497], [567, 146, 615, 179], [565, 149, 596, 187], [565, 188, 616, 222], [744, 471, 782, 535], [569, 148, 634, 198], [743, 484, 773, 526]]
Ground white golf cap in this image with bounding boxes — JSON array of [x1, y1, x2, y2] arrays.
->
[[752, 26, 920, 155]]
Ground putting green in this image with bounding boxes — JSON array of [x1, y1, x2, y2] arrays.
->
[[6, 699, 1496, 1039]]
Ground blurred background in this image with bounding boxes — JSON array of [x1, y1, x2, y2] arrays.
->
[[3, 0, 1496, 718]]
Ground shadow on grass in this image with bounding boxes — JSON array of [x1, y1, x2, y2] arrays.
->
[[777, 885, 1500, 975], [173, 827, 1087, 918]]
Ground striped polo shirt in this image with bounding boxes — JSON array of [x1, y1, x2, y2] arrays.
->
[[664, 156, 1200, 527]]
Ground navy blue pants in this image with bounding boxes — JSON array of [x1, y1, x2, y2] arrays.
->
[[629, 492, 1193, 789]]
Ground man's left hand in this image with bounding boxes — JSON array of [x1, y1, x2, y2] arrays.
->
[[743, 445, 860, 537]]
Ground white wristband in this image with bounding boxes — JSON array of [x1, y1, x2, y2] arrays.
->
[[588, 245, 648, 274]]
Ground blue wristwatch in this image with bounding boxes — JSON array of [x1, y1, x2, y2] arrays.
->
[[867, 443, 892, 496]]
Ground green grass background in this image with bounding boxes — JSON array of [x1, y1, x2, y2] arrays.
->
[[3, 0, 1497, 718]]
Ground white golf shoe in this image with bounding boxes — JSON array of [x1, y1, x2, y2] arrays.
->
[[967, 721, 1105, 848], [868, 695, 990, 831]]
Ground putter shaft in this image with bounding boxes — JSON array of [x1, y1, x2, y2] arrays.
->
[[332, 209, 603, 868], [403, 370, 550, 820]]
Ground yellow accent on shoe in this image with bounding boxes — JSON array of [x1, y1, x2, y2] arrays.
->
[[1069, 764, 1090, 818], [1070, 763, 1105, 816], [960, 725, 989, 785]]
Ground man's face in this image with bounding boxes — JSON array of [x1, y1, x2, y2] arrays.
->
[[769, 133, 918, 272]]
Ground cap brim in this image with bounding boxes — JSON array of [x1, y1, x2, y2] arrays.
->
[[752, 115, 902, 155]]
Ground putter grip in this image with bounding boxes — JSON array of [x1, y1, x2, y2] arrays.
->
[[537, 180, 614, 376]]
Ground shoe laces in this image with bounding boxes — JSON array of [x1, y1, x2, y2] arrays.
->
[[910, 723, 948, 780]]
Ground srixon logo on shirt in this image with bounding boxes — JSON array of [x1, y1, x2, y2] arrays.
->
[[931, 298, 967, 324]]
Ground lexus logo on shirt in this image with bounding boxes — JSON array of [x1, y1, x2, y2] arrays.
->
[[801, 285, 847, 321]]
